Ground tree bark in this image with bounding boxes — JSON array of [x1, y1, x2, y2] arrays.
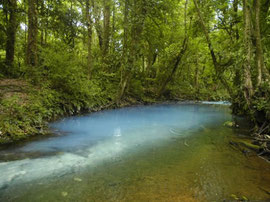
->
[[194, 56, 199, 91], [193, 0, 233, 96], [26, 0, 38, 67], [102, 0, 111, 57], [158, 0, 189, 97], [111, 2, 116, 54], [5, 0, 17, 72], [233, 0, 240, 40], [254, 0, 269, 85], [117, 0, 147, 101], [243, 0, 254, 100], [193, 0, 218, 69], [232, 0, 242, 89], [117, 0, 130, 103], [146, 43, 155, 72], [86, 0, 93, 78], [40, 0, 44, 46], [158, 37, 188, 97], [91, 0, 103, 50]]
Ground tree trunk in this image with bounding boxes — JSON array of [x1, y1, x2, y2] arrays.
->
[[40, 0, 44, 46], [102, 0, 111, 58], [91, 0, 103, 50], [193, 0, 233, 96], [26, 0, 38, 67], [254, 0, 269, 85], [111, 2, 116, 54], [86, 0, 93, 78], [194, 56, 199, 91], [117, 0, 147, 102], [158, 0, 189, 97], [243, 0, 254, 100], [146, 43, 153, 71], [193, 0, 218, 69], [232, 0, 242, 89], [233, 0, 240, 40], [117, 0, 130, 103], [158, 37, 188, 97], [5, 0, 17, 73]]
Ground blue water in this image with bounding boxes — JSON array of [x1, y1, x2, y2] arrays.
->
[[0, 103, 229, 188], [20, 103, 230, 153], [1, 102, 269, 201]]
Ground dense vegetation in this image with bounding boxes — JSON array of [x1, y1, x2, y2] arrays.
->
[[0, 0, 269, 144]]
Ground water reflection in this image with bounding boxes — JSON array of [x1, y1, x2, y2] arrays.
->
[[1, 102, 269, 201]]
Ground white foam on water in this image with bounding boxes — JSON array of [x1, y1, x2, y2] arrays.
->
[[0, 104, 231, 189], [201, 101, 231, 105], [0, 126, 171, 189]]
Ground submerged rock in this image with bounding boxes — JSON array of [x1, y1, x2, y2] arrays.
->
[[73, 177, 82, 182], [0, 183, 8, 190], [224, 121, 239, 128]]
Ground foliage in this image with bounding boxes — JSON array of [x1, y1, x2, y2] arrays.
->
[[0, 91, 49, 142], [0, 0, 270, 142]]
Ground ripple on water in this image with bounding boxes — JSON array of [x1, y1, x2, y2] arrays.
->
[[0, 103, 270, 201]]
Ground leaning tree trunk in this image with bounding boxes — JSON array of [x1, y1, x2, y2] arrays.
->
[[158, 37, 188, 97], [157, 0, 190, 97], [5, 0, 17, 73], [193, 0, 233, 96], [26, 0, 38, 67]]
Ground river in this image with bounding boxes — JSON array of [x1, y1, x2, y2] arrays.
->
[[0, 102, 270, 201]]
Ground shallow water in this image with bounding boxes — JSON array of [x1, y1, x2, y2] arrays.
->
[[1, 103, 270, 201]]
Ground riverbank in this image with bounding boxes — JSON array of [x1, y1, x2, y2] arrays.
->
[[1, 103, 270, 201], [0, 79, 125, 144], [0, 78, 170, 144], [0, 78, 235, 145], [0, 78, 102, 144], [2, 78, 270, 165]]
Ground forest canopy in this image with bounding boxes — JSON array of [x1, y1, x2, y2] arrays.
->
[[0, 0, 270, 142]]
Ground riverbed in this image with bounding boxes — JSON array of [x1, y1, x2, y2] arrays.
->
[[0, 102, 270, 201]]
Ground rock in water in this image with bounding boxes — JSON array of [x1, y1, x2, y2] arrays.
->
[[224, 121, 236, 128], [73, 177, 82, 182]]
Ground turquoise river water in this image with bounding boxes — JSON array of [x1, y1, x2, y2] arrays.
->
[[0, 102, 270, 201]]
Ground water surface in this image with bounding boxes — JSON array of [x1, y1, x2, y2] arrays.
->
[[1, 103, 270, 201]]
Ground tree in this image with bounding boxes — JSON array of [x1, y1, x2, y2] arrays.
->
[[5, 0, 17, 74], [26, 0, 38, 67], [102, 0, 111, 57], [242, 0, 253, 102], [92, 0, 103, 50], [85, 0, 93, 78], [158, 0, 189, 97], [193, 0, 233, 96], [254, 0, 269, 86], [0, 0, 269, 132]]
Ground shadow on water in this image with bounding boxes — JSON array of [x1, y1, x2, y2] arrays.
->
[[0, 102, 270, 201]]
